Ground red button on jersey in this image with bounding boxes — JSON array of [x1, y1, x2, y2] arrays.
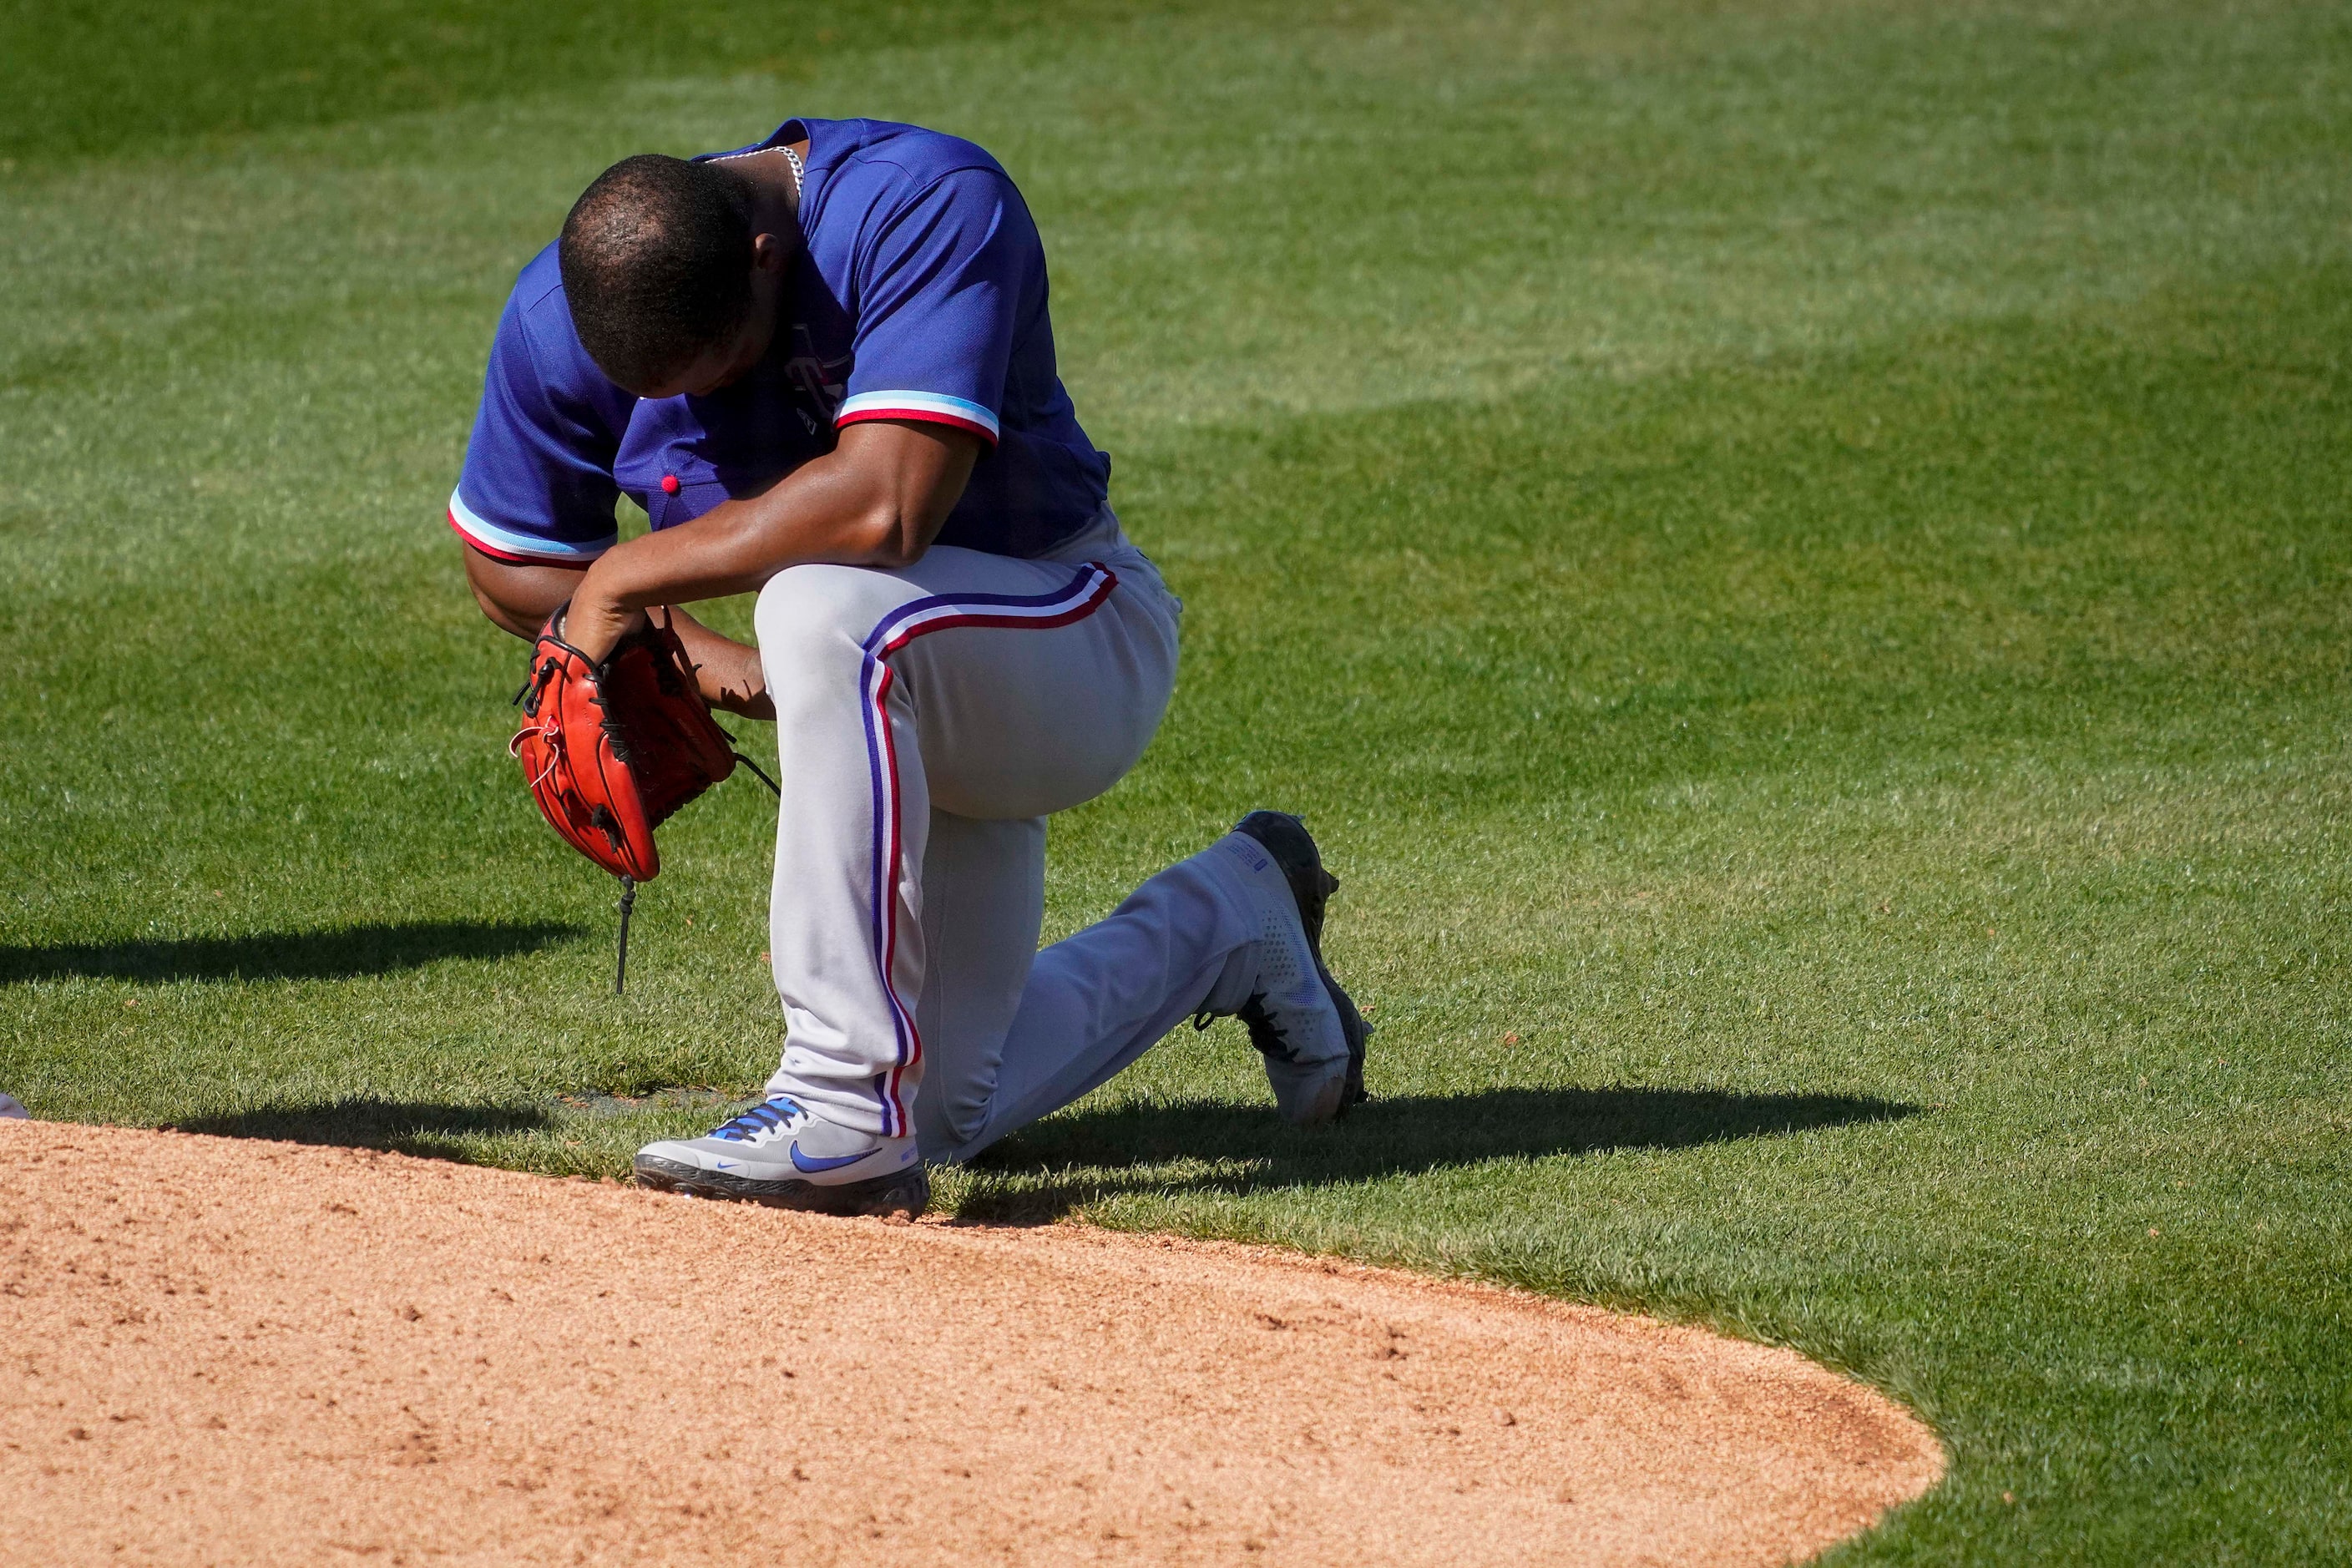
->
[[660, 473, 680, 495]]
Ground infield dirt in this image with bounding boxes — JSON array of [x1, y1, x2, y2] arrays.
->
[[3, 1120, 1940, 1565]]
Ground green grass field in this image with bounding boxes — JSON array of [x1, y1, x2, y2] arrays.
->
[[4, 0, 2349, 1559]]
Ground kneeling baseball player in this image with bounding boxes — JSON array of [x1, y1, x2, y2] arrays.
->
[[451, 118, 1369, 1217]]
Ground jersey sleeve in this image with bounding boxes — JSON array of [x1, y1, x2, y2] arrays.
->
[[448, 278, 632, 564], [835, 167, 1033, 446]]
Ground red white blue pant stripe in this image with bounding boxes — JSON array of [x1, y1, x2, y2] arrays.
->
[[854, 564, 1120, 1136]]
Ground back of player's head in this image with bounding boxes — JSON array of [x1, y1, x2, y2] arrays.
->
[[559, 154, 756, 392]]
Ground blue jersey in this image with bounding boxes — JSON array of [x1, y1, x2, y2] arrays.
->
[[449, 119, 1110, 564]]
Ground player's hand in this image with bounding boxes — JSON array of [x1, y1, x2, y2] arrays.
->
[[561, 584, 646, 665], [661, 606, 774, 721]]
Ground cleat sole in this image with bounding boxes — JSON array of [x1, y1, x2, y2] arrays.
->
[[1233, 811, 1372, 1116], [632, 1156, 930, 1218]]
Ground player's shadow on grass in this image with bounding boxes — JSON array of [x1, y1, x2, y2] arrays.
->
[[175, 1099, 558, 1149], [955, 1086, 1918, 1223], [0, 921, 587, 985]]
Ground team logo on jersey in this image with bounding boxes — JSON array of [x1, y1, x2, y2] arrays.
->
[[784, 321, 852, 436]]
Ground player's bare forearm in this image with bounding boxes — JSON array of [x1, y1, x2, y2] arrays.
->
[[461, 544, 772, 719], [564, 419, 979, 664]]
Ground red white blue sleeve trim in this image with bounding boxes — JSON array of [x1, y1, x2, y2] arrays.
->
[[835, 391, 999, 443], [446, 488, 615, 564]]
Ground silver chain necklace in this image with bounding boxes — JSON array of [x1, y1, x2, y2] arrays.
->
[[715, 141, 804, 210]]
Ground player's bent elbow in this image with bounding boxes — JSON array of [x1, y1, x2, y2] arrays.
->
[[467, 573, 537, 640], [856, 505, 930, 572], [461, 539, 583, 639]]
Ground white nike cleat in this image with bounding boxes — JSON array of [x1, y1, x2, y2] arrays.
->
[[633, 1097, 928, 1217], [1195, 812, 1373, 1126]]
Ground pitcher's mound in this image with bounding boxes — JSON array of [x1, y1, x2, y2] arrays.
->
[[2, 1122, 1940, 1565]]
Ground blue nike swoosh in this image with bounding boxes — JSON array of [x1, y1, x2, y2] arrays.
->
[[790, 1145, 873, 1175]]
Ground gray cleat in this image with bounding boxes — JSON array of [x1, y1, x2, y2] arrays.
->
[[634, 1097, 929, 1218], [1196, 811, 1373, 1124]]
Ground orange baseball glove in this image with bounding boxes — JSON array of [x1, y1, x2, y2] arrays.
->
[[511, 607, 744, 883]]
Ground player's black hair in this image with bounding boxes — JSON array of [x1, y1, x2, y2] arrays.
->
[[559, 154, 757, 391]]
